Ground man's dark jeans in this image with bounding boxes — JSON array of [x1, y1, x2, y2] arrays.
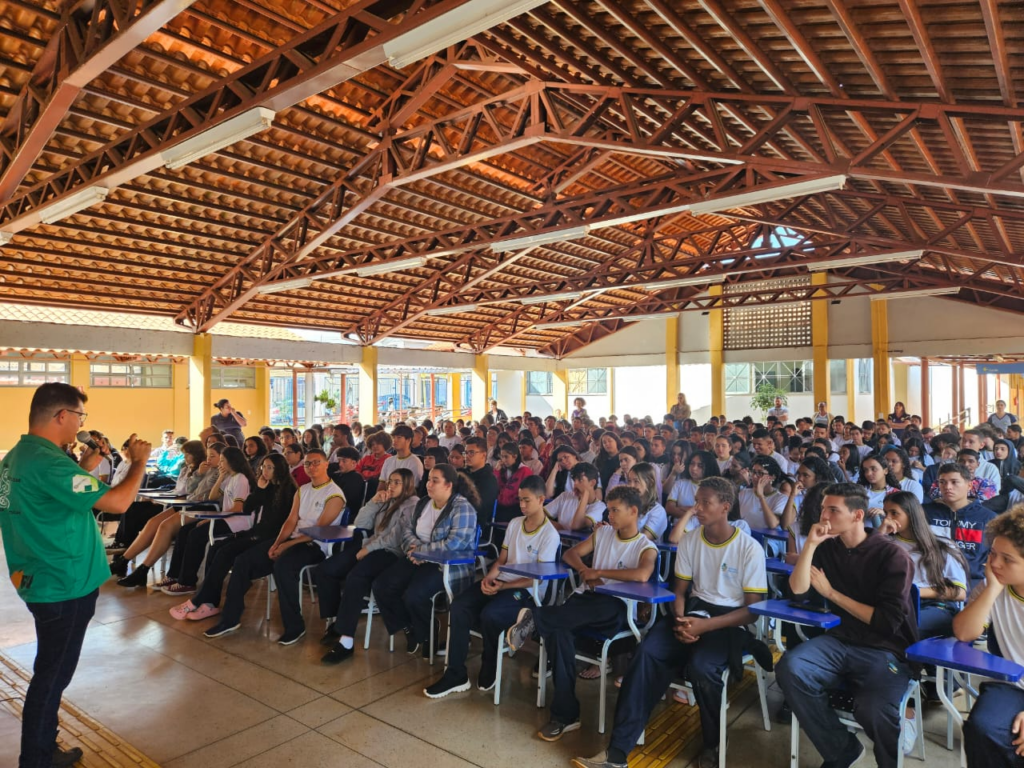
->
[[21, 589, 98, 768]]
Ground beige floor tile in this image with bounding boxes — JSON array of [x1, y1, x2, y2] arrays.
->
[[285, 696, 353, 729], [328, 656, 437, 709], [319, 710, 481, 768], [164, 714, 310, 768], [0, 706, 22, 767], [230, 730, 384, 768]]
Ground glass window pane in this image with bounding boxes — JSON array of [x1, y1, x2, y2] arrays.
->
[[587, 368, 607, 395], [829, 360, 847, 395]]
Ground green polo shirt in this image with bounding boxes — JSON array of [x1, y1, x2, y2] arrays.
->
[[0, 434, 110, 603]]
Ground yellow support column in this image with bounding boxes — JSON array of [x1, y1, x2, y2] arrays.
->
[[253, 363, 271, 428], [708, 285, 725, 418], [358, 346, 379, 426], [448, 373, 461, 419], [553, 369, 569, 420], [172, 360, 190, 438], [846, 359, 856, 423], [871, 300, 891, 419], [69, 353, 90, 393], [189, 334, 213, 439], [471, 355, 489, 422], [811, 273, 830, 409], [666, 317, 680, 414]]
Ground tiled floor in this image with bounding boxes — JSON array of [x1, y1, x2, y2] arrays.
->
[[0, 543, 967, 768]]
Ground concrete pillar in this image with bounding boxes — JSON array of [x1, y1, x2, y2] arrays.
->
[[447, 373, 461, 420], [709, 285, 725, 418], [870, 300, 890, 419], [665, 317, 680, 414], [189, 334, 213, 439], [358, 346, 378, 426], [553, 369, 569, 420], [253, 363, 270, 429], [811, 273, 830, 409], [921, 357, 930, 427], [471, 355, 488, 422], [172, 360, 190, 439]]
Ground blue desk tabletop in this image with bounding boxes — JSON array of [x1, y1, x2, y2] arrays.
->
[[766, 559, 794, 575], [411, 549, 477, 566], [750, 527, 789, 542], [595, 581, 675, 603], [749, 599, 841, 628], [906, 637, 1024, 682], [177, 501, 222, 512], [299, 525, 356, 543], [498, 562, 571, 580], [558, 528, 592, 541]]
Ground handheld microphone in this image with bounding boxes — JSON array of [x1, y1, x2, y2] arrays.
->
[[77, 430, 100, 450]]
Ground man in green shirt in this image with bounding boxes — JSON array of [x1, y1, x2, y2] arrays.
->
[[0, 383, 150, 768]]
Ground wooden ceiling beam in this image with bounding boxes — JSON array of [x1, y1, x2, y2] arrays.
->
[[895, 0, 951, 102]]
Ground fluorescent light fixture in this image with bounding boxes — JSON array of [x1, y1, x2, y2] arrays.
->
[[384, 0, 544, 69], [642, 273, 727, 290], [870, 286, 960, 301], [352, 256, 428, 277], [38, 185, 109, 224], [0, 232, 11, 246], [623, 313, 678, 322], [519, 291, 584, 305], [256, 276, 315, 294], [533, 319, 589, 331], [425, 304, 479, 316], [490, 225, 589, 253], [162, 107, 275, 170], [689, 175, 847, 215], [807, 250, 924, 272]]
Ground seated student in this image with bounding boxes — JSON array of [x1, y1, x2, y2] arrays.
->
[[495, 443, 533, 523], [882, 446, 925, 502], [202, 450, 345, 644], [665, 451, 718, 520], [545, 462, 606, 532], [463, 436, 499, 528], [958, 448, 999, 501], [113, 442, 228, 586], [879, 492, 968, 638], [546, 446, 580, 499], [518, 439, 544, 476], [606, 445, 639, 493], [505, 485, 658, 742], [329, 446, 367, 512], [628, 462, 668, 542], [991, 438, 1021, 482], [447, 443, 466, 470], [415, 446, 449, 498], [736, 455, 789, 530], [776, 483, 918, 768], [319, 468, 419, 663], [572, 477, 768, 768], [380, 425, 424, 486], [372, 464, 480, 656], [779, 456, 832, 561], [954, 505, 1024, 767], [169, 453, 298, 621], [923, 437, 961, 498], [924, 462, 997, 586], [355, 432, 391, 481], [857, 453, 900, 527], [423, 475, 560, 697]]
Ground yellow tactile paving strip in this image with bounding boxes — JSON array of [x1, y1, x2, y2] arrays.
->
[[627, 652, 780, 768], [0, 651, 160, 768]]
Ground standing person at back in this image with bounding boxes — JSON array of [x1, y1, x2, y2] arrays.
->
[[0, 383, 152, 768], [380, 424, 424, 486], [210, 398, 247, 448]]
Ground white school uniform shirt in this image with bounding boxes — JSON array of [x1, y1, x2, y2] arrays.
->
[[380, 453, 424, 485], [291, 479, 345, 554], [893, 536, 967, 603], [220, 473, 252, 533], [969, 580, 1024, 690], [589, 525, 658, 587], [737, 488, 788, 529], [545, 490, 605, 529], [855, 444, 872, 458], [90, 456, 112, 482], [110, 459, 132, 488], [497, 516, 560, 584], [638, 502, 669, 541], [668, 478, 700, 509], [716, 458, 732, 474], [682, 515, 751, 536], [438, 434, 463, 451], [415, 500, 445, 543], [522, 457, 543, 476], [675, 526, 768, 608], [899, 477, 925, 502]]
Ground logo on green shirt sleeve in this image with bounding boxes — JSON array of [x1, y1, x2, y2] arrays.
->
[[72, 474, 99, 494]]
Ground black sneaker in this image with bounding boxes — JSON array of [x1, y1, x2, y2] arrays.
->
[[277, 629, 306, 646], [424, 670, 471, 699], [116, 565, 149, 588], [477, 672, 496, 692], [320, 626, 341, 646], [697, 747, 719, 768], [830, 736, 866, 768], [204, 622, 240, 639], [51, 744, 83, 767], [109, 555, 129, 577], [532, 657, 553, 679], [321, 644, 355, 665], [537, 718, 580, 741], [505, 608, 535, 657], [404, 628, 420, 655]]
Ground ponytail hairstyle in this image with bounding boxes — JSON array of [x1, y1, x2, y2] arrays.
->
[[884, 491, 969, 592]]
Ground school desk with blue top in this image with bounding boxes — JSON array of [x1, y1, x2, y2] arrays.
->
[[298, 525, 357, 543], [749, 598, 840, 650]]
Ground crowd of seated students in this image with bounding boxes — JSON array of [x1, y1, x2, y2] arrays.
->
[[87, 397, 1024, 768]]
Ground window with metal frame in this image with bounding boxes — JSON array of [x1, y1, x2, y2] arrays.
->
[[90, 362, 172, 388], [0, 358, 70, 386], [211, 365, 256, 389], [568, 368, 608, 395], [526, 371, 553, 396], [725, 363, 751, 394], [830, 360, 848, 395], [857, 359, 873, 394]]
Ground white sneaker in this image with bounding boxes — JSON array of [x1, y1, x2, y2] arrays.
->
[[902, 715, 918, 754]]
